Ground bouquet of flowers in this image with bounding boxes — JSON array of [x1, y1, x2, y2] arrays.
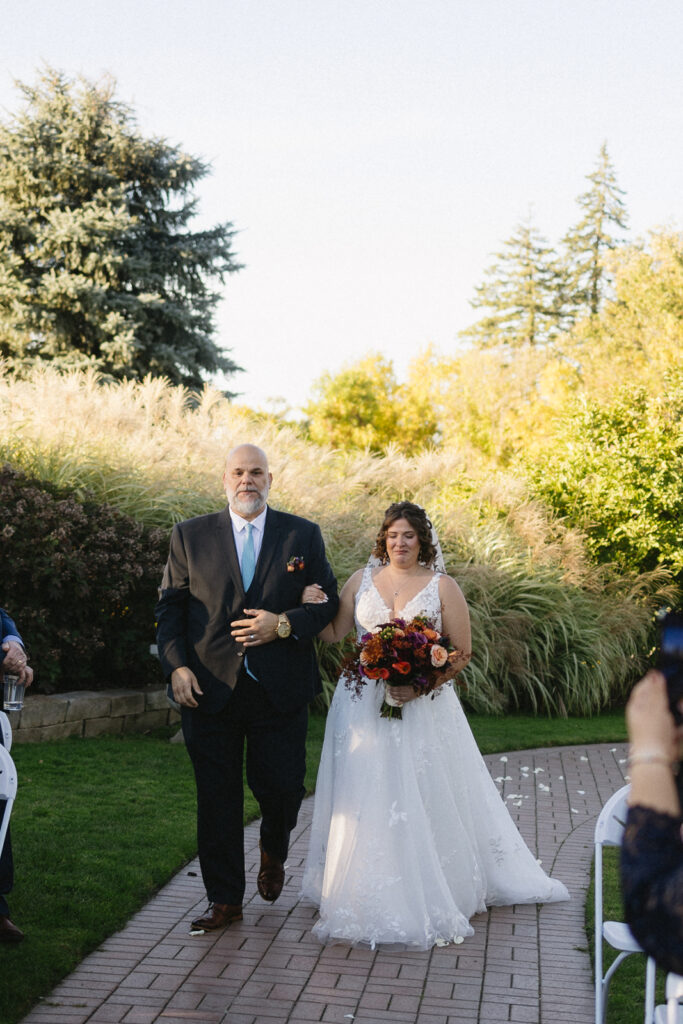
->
[[344, 615, 464, 719]]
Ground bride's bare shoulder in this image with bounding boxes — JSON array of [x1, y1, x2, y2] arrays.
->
[[437, 573, 467, 602], [341, 567, 366, 597]]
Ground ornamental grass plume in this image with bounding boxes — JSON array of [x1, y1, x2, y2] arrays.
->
[[0, 364, 676, 715]]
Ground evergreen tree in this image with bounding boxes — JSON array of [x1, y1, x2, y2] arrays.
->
[[562, 142, 628, 318], [463, 218, 569, 348], [0, 68, 242, 388]]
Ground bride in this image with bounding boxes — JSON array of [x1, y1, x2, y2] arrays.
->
[[300, 501, 569, 950]]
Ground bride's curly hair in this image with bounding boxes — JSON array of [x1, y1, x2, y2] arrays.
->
[[372, 501, 437, 566]]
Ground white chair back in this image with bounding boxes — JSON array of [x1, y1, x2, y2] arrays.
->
[[0, 744, 17, 856], [595, 783, 631, 846], [654, 973, 683, 1024], [595, 783, 656, 1024], [667, 974, 683, 1024], [0, 710, 12, 752], [595, 784, 631, 975]]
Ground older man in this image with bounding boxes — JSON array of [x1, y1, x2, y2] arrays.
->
[[155, 444, 339, 931], [1, 607, 33, 942]]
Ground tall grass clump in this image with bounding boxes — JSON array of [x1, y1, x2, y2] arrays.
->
[[430, 477, 676, 714], [1, 365, 675, 713]]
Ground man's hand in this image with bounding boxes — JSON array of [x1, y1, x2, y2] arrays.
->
[[2, 640, 33, 686], [171, 666, 203, 708], [231, 608, 279, 646]]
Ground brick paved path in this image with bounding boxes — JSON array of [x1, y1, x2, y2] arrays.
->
[[20, 743, 630, 1024]]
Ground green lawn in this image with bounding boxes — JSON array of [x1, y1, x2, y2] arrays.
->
[[466, 707, 627, 753], [1, 709, 632, 1024]]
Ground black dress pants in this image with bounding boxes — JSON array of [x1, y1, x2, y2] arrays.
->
[[181, 669, 308, 905]]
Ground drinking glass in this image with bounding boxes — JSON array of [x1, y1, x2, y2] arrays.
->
[[3, 674, 25, 711]]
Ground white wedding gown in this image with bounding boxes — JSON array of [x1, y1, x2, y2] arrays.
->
[[301, 566, 569, 950]]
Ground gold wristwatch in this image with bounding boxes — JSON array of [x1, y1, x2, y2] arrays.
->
[[276, 613, 292, 639]]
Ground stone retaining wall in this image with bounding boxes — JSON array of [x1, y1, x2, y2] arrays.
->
[[6, 688, 180, 742]]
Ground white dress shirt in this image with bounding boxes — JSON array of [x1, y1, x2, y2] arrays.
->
[[229, 505, 267, 576]]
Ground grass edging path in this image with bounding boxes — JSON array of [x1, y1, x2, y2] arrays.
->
[[1, 709, 628, 1024]]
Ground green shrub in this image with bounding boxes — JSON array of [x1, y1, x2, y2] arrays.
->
[[526, 377, 683, 582], [0, 464, 166, 692]]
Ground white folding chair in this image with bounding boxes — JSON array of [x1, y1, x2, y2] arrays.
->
[[654, 973, 683, 1024], [595, 783, 656, 1024], [0, 710, 12, 752], [0, 744, 17, 857]]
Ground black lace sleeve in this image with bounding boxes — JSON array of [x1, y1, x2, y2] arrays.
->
[[620, 804, 683, 972]]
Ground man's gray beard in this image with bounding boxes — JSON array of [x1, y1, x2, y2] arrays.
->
[[233, 493, 267, 517]]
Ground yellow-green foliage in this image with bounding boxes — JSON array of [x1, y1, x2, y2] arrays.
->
[[305, 352, 438, 454], [0, 365, 674, 715]]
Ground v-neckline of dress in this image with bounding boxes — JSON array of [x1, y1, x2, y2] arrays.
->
[[370, 571, 438, 619]]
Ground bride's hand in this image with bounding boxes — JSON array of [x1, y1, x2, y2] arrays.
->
[[301, 583, 328, 604], [387, 684, 418, 704], [436, 649, 471, 684], [434, 664, 459, 686]]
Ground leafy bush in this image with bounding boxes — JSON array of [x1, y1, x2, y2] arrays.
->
[[0, 464, 167, 692], [526, 377, 683, 581]]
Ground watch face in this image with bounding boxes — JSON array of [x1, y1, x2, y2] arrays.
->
[[278, 618, 291, 637]]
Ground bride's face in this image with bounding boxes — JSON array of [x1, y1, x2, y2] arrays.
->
[[385, 518, 420, 569]]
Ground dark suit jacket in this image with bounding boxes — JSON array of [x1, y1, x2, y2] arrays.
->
[[154, 506, 339, 713], [1, 609, 23, 719], [0, 609, 22, 668]]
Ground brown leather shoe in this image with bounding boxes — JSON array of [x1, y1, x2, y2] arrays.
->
[[0, 915, 24, 942], [190, 902, 242, 932], [257, 842, 285, 902]]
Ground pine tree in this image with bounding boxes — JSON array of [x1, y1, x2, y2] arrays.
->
[[463, 218, 568, 348], [562, 143, 628, 319], [0, 68, 242, 388]]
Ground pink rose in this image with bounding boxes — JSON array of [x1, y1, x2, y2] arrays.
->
[[430, 644, 448, 668]]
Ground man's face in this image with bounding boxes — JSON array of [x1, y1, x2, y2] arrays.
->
[[223, 445, 272, 520]]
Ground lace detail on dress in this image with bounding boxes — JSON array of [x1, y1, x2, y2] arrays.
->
[[354, 565, 443, 638]]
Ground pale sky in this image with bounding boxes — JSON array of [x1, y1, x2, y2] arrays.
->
[[2, 1, 682, 413]]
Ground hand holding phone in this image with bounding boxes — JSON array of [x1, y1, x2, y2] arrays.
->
[[657, 612, 683, 725]]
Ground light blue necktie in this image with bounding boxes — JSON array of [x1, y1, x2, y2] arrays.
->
[[241, 523, 255, 591], [241, 523, 257, 679]]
